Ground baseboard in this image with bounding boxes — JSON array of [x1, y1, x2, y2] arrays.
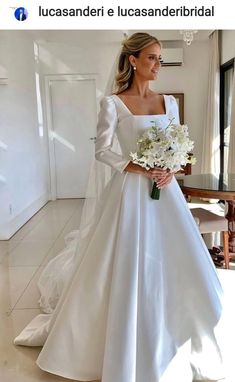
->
[[0, 193, 49, 240]]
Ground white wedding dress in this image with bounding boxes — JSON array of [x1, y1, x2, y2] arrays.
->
[[14, 95, 227, 382]]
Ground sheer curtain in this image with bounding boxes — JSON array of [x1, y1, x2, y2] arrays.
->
[[201, 30, 220, 175], [228, 71, 235, 173]]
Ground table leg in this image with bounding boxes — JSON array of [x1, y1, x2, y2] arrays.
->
[[225, 200, 235, 253]]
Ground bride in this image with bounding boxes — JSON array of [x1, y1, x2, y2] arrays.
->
[[14, 32, 226, 382]]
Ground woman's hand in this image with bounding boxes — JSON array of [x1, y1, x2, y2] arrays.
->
[[147, 167, 174, 189], [144, 166, 167, 181], [124, 162, 174, 188], [155, 172, 174, 189]]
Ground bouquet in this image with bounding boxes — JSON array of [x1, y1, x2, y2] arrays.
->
[[130, 119, 196, 200]]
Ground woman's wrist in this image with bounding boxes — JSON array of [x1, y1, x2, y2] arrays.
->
[[124, 162, 145, 175], [124, 163, 174, 186]]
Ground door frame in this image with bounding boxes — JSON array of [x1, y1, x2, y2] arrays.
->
[[45, 74, 98, 200]]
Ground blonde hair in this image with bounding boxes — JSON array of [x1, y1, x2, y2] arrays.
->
[[115, 32, 161, 94]]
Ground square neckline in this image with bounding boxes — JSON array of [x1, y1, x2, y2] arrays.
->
[[113, 94, 167, 117]]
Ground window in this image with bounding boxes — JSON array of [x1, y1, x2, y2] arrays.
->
[[220, 59, 234, 174]]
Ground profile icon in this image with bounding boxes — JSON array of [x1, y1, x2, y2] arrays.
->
[[15, 7, 28, 21]]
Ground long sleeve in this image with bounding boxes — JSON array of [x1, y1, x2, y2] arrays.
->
[[95, 96, 130, 173]]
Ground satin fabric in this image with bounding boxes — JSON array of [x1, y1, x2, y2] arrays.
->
[[14, 95, 225, 381]]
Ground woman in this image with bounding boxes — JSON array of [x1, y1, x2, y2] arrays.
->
[[15, 33, 225, 382]]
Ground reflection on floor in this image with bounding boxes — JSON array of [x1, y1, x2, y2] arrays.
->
[[0, 198, 234, 382]]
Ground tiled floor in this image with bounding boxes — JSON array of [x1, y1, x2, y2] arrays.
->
[[0, 199, 234, 382], [0, 199, 94, 382]]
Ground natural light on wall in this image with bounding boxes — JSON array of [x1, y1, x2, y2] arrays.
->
[[50, 131, 76, 152], [34, 42, 44, 138], [0, 140, 7, 184], [35, 72, 44, 138]]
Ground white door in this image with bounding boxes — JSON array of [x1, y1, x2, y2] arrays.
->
[[46, 75, 97, 199]]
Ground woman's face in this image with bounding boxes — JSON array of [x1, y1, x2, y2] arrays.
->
[[130, 43, 162, 81]]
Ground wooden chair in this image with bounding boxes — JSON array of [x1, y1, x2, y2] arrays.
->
[[190, 207, 230, 269]]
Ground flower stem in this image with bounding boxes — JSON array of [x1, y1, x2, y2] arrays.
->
[[151, 182, 161, 200]]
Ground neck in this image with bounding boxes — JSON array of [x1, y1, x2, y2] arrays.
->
[[129, 78, 150, 98]]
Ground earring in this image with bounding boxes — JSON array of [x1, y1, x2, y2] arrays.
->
[[133, 66, 136, 71]]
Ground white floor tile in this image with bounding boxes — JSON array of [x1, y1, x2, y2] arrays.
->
[[14, 267, 43, 309], [0, 240, 22, 262], [0, 199, 94, 382], [24, 222, 65, 241], [2, 309, 41, 339], [40, 238, 67, 266], [4, 240, 53, 267], [1, 308, 99, 381], [0, 244, 7, 263], [5, 240, 54, 267], [1, 310, 88, 382], [8, 205, 50, 243], [0, 265, 38, 312]]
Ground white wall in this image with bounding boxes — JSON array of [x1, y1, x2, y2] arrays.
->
[[39, 37, 210, 176], [221, 30, 235, 65], [0, 31, 49, 239], [0, 31, 123, 239], [38, 40, 120, 100], [152, 40, 210, 174], [0, 30, 215, 239]]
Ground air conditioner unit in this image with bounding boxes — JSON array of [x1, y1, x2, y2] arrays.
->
[[0, 66, 8, 84], [0, 78, 8, 85], [161, 48, 183, 67]]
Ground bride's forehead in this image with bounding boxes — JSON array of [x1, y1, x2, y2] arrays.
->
[[139, 43, 161, 56]]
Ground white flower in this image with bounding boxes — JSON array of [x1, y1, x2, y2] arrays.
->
[[130, 120, 196, 173]]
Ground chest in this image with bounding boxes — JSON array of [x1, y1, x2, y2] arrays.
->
[[122, 96, 166, 116]]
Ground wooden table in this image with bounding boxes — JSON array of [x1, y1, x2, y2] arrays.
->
[[179, 173, 235, 253]]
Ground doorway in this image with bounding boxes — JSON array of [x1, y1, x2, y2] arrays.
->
[[45, 74, 97, 199]]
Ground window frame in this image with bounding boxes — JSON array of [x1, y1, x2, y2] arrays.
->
[[219, 58, 234, 174]]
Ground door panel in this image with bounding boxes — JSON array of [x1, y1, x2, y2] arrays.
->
[[48, 76, 97, 198]]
